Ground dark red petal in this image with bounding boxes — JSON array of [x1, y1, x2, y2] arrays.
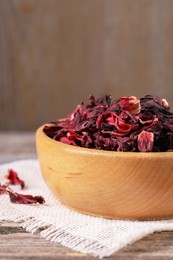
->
[[4, 169, 25, 189], [9, 193, 45, 204], [0, 183, 45, 205], [0, 184, 8, 194]]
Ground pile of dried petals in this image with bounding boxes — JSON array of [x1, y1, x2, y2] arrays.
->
[[43, 94, 173, 152]]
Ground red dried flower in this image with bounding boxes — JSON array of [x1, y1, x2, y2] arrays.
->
[[0, 183, 45, 204], [9, 193, 45, 204], [3, 169, 25, 189], [120, 96, 141, 115], [137, 131, 154, 152]]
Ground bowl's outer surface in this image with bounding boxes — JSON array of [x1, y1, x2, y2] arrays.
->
[[36, 125, 173, 220]]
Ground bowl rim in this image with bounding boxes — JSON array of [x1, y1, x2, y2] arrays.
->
[[36, 124, 173, 158]]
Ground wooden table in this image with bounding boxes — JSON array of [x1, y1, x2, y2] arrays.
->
[[0, 132, 173, 260]]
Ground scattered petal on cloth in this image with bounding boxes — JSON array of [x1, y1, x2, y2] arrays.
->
[[0, 160, 173, 258]]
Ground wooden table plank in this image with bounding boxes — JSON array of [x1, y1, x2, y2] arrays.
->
[[0, 132, 173, 259], [0, 132, 36, 163]]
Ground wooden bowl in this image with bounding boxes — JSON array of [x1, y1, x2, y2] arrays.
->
[[36, 125, 173, 220]]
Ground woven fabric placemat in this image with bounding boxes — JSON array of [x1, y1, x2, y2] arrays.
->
[[1, 160, 173, 258]]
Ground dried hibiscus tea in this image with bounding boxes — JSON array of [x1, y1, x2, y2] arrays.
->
[[120, 96, 141, 115], [43, 94, 173, 152], [3, 169, 25, 189], [0, 183, 45, 204], [137, 131, 154, 152]]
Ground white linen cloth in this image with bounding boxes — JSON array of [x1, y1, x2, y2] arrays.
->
[[0, 160, 173, 258]]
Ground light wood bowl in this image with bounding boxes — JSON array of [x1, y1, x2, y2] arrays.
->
[[36, 125, 173, 220]]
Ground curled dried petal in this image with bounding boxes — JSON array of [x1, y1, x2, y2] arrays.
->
[[96, 112, 138, 136], [3, 169, 25, 189], [137, 131, 154, 152], [161, 98, 169, 110], [0, 184, 7, 194], [120, 96, 141, 115], [9, 193, 45, 204], [0, 184, 45, 205]]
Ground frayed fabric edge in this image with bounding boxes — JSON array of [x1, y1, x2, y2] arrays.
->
[[1, 213, 173, 259], [0, 213, 112, 258]]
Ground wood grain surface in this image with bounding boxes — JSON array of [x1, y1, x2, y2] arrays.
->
[[1, 132, 173, 259], [1, 0, 173, 130]]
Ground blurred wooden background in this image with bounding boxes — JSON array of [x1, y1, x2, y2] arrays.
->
[[0, 0, 173, 130]]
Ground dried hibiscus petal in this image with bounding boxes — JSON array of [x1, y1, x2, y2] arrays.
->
[[137, 131, 154, 152], [9, 193, 45, 204], [3, 169, 25, 189], [0, 184, 7, 195], [0, 183, 45, 204], [96, 111, 138, 136], [120, 96, 141, 115]]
